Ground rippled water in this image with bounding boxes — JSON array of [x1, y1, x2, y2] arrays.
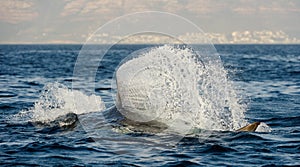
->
[[1, 44, 299, 166]]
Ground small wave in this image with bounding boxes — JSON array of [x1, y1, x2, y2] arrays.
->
[[162, 160, 200, 166], [0, 91, 17, 98], [34, 113, 79, 133], [229, 132, 268, 142], [0, 104, 16, 110], [201, 144, 237, 153]]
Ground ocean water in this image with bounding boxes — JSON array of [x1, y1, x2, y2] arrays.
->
[[0, 44, 299, 166]]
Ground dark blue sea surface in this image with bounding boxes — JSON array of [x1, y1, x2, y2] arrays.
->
[[0, 44, 299, 166]]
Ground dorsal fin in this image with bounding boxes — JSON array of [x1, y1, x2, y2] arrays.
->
[[237, 122, 261, 132]]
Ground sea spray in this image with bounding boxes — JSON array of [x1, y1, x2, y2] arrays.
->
[[15, 82, 105, 124], [115, 45, 248, 131]]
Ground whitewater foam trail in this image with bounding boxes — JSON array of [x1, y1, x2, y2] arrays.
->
[[116, 45, 248, 131]]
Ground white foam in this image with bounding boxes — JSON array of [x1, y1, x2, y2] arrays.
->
[[22, 82, 105, 124], [256, 122, 272, 132]]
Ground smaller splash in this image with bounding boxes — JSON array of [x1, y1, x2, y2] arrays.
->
[[16, 82, 105, 125], [256, 122, 272, 132]]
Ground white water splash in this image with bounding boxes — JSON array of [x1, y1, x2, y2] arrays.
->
[[116, 45, 249, 131], [256, 122, 272, 132], [20, 82, 105, 124]]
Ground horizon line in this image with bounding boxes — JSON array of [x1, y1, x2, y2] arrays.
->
[[1, 43, 300, 45]]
